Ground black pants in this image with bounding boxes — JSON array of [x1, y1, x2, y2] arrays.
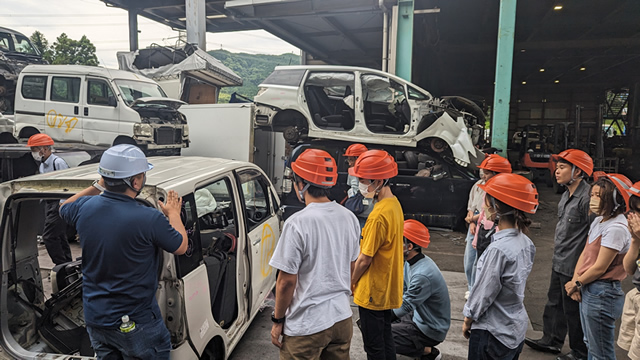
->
[[541, 269, 587, 357], [391, 313, 440, 358], [358, 307, 396, 360], [43, 201, 73, 265], [468, 329, 523, 360]]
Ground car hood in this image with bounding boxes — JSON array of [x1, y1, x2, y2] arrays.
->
[[130, 97, 186, 110]]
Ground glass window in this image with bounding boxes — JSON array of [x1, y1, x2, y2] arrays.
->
[[88, 79, 115, 106], [196, 178, 236, 234], [262, 69, 306, 87], [115, 80, 167, 106], [21, 76, 47, 100], [14, 35, 38, 55], [51, 77, 81, 103], [0, 33, 12, 51], [408, 85, 429, 100], [239, 171, 271, 232]]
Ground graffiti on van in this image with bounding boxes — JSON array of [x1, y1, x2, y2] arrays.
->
[[260, 222, 276, 277], [46, 109, 78, 133]]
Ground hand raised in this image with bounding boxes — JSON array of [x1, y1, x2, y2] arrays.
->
[[158, 190, 182, 218]]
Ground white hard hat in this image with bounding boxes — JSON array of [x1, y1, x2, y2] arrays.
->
[[98, 144, 153, 179]]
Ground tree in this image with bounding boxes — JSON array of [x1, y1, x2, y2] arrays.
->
[[29, 32, 99, 66]]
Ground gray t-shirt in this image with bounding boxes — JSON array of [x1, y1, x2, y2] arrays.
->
[[553, 179, 591, 277]]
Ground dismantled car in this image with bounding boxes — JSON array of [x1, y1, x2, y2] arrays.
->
[[253, 66, 485, 168], [0, 156, 281, 359], [281, 140, 478, 230], [12, 65, 189, 155], [0, 26, 47, 114]]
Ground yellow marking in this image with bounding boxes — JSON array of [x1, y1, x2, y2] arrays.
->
[[259, 223, 276, 277], [46, 109, 78, 133]]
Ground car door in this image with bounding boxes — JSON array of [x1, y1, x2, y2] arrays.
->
[[83, 77, 120, 146], [45, 75, 83, 142], [15, 74, 47, 134], [237, 169, 280, 311]]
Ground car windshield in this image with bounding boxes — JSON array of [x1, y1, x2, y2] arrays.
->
[[14, 35, 39, 55], [115, 80, 167, 106]]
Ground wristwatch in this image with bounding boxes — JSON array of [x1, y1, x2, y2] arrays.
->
[[92, 180, 106, 192], [271, 311, 285, 324], [575, 280, 583, 289]]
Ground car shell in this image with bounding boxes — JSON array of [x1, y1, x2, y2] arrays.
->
[[254, 65, 484, 168], [0, 156, 281, 359]]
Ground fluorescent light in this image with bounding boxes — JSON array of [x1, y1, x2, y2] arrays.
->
[[554, 79, 560, 83], [520, 49, 526, 53], [554, 5, 563, 10], [580, 66, 586, 71], [178, 14, 227, 21], [539, 68, 545, 72], [522, 81, 527, 85]]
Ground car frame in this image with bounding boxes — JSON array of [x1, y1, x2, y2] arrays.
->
[[253, 65, 485, 168], [0, 156, 281, 359]]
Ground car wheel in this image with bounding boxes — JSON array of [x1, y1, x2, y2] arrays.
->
[[283, 126, 300, 144], [404, 151, 418, 169], [441, 96, 485, 127]]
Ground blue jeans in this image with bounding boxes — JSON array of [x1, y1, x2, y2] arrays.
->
[[468, 329, 524, 360], [579, 280, 625, 360], [464, 226, 477, 291], [86, 316, 172, 360]]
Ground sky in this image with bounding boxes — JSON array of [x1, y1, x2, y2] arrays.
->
[[2, 0, 300, 68]]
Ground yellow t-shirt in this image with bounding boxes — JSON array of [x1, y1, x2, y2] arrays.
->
[[353, 196, 404, 310]]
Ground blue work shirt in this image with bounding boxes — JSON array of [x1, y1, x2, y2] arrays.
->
[[60, 191, 182, 328], [393, 253, 451, 342], [463, 228, 536, 349]]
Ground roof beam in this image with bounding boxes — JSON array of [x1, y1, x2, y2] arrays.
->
[[257, 19, 335, 63], [442, 38, 640, 53], [323, 17, 368, 55]]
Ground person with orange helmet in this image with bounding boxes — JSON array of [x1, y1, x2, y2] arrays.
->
[[391, 220, 450, 360], [463, 154, 512, 300], [526, 149, 593, 360], [343, 143, 371, 227], [269, 148, 360, 359], [28, 134, 73, 266], [618, 180, 640, 360], [563, 173, 632, 360], [462, 173, 538, 360], [350, 149, 404, 359]]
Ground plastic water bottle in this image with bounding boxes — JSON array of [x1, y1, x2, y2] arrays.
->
[[119, 315, 136, 333]]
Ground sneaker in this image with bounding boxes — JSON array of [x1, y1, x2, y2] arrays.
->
[[465, 290, 470, 300], [422, 347, 442, 360]]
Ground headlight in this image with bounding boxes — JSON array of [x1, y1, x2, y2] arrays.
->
[[183, 125, 189, 137], [133, 123, 153, 137]]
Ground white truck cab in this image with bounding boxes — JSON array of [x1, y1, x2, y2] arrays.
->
[[13, 65, 189, 154], [0, 156, 281, 359]]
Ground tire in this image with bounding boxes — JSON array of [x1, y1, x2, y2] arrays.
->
[[404, 151, 418, 169], [18, 127, 39, 140], [441, 96, 486, 127]]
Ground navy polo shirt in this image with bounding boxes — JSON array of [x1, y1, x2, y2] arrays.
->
[[60, 191, 182, 328]]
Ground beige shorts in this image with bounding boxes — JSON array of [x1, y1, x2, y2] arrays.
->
[[618, 287, 640, 360], [280, 317, 352, 360]]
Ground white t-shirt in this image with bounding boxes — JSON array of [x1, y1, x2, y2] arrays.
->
[[269, 201, 360, 336], [588, 214, 631, 253], [467, 179, 485, 213]]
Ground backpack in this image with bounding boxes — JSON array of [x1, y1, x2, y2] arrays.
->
[[344, 192, 365, 215], [476, 221, 498, 259]]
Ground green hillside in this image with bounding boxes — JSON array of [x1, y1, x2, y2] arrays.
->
[[208, 49, 300, 103]]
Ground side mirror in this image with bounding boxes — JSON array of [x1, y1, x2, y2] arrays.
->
[[108, 96, 117, 107]]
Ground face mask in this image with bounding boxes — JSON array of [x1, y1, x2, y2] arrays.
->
[[31, 152, 43, 162], [589, 197, 601, 215], [359, 181, 378, 198]]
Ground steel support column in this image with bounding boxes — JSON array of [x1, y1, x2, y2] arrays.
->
[[490, 0, 517, 156], [395, 0, 414, 81], [128, 10, 138, 52], [186, 0, 206, 50]]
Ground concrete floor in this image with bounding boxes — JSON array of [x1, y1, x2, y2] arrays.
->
[[37, 184, 634, 359]]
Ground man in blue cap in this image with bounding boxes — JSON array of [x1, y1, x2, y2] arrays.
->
[[60, 144, 188, 360]]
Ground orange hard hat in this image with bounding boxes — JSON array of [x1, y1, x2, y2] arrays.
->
[[27, 133, 54, 147], [344, 143, 368, 157], [404, 219, 430, 248], [478, 154, 512, 174], [593, 172, 632, 212], [627, 181, 640, 200], [479, 173, 539, 214], [291, 148, 337, 188], [348, 149, 398, 180], [556, 149, 593, 176]]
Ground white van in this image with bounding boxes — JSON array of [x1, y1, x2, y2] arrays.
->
[[0, 156, 281, 359], [13, 65, 189, 154]]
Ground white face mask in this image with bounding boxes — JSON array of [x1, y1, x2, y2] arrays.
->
[[359, 181, 377, 198], [31, 151, 43, 162]]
